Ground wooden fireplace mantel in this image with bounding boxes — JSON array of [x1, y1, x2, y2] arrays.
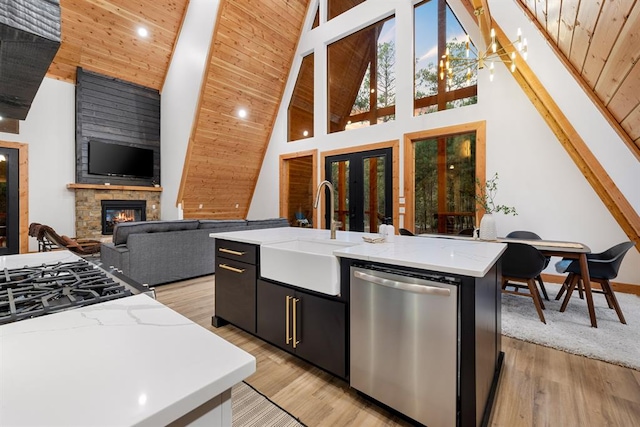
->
[[67, 183, 163, 192]]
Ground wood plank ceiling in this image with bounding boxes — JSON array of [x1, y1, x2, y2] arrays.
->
[[178, 0, 310, 219], [47, 0, 189, 90], [517, 0, 640, 157]]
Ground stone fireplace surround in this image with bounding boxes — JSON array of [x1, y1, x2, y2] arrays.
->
[[67, 184, 161, 240]]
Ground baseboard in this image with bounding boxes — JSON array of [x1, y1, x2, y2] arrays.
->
[[540, 273, 640, 296]]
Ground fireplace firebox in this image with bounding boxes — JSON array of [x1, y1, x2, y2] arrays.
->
[[101, 200, 146, 235]]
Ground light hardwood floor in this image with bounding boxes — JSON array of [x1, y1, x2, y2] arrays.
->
[[155, 276, 640, 427]]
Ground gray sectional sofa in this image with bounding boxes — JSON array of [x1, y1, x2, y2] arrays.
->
[[100, 218, 289, 286]]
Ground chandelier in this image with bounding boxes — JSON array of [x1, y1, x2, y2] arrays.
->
[[439, 28, 527, 83]]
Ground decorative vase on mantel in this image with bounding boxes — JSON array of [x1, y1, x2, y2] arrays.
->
[[479, 213, 497, 241]]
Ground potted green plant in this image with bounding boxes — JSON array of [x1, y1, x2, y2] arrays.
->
[[475, 172, 517, 240]]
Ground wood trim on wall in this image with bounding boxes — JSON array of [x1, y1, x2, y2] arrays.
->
[[279, 149, 318, 224], [403, 121, 486, 234], [319, 140, 400, 230], [493, 23, 640, 253], [67, 183, 162, 192], [0, 140, 28, 253]]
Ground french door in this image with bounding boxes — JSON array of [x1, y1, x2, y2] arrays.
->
[[0, 147, 19, 255], [323, 148, 392, 233]]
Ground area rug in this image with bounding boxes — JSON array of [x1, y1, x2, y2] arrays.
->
[[501, 282, 640, 371], [232, 381, 306, 427]]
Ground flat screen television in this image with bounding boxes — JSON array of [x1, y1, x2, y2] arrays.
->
[[88, 140, 154, 179]]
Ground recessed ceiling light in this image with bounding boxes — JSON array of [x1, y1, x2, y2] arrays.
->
[[137, 27, 149, 38], [237, 109, 247, 118], [303, 130, 309, 137], [0, 116, 3, 121]]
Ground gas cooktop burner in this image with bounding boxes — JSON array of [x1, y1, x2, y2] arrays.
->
[[0, 259, 147, 325]]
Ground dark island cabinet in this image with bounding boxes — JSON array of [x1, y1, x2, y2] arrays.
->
[[212, 239, 258, 333], [257, 279, 346, 378]]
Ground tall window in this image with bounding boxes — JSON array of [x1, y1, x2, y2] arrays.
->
[[327, 15, 396, 133], [288, 53, 314, 142], [414, 133, 476, 234], [414, 0, 477, 116], [405, 122, 485, 236]]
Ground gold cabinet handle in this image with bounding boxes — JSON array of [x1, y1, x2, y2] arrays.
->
[[292, 297, 300, 348], [285, 295, 292, 345], [219, 248, 246, 256], [218, 263, 245, 274]]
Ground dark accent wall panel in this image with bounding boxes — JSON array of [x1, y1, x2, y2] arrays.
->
[[76, 68, 160, 186]]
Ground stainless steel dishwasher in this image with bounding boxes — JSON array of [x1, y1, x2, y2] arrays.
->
[[350, 265, 459, 427]]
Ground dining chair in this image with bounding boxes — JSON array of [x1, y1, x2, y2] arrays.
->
[[399, 228, 415, 236], [501, 242, 548, 323], [505, 230, 550, 300], [557, 241, 634, 324]]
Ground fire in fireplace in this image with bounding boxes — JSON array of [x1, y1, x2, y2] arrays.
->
[[101, 200, 147, 235]]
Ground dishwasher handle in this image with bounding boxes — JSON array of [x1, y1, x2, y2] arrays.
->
[[354, 270, 451, 297]]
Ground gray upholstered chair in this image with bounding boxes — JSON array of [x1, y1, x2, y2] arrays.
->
[[558, 241, 634, 324], [505, 230, 550, 300], [501, 242, 548, 323]]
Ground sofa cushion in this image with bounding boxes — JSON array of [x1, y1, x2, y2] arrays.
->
[[197, 219, 247, 230], [112, 220, 199, 245], [245, 218, 289, 230]]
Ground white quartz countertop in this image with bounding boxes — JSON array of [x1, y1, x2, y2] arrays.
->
[[0, 249, 84, 268], [212, 228, 506, 277], [0, 290, 255, 426]]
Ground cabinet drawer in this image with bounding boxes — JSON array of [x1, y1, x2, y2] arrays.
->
[[215, 260, 257, 333], [216, 239, 258, 265]]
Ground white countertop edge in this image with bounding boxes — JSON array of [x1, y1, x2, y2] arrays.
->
[[211, 233, 291, 245], [139, 358, 256, 427], [331, 251, 500, 277]]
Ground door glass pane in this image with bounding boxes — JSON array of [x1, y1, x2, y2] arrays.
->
[[0, 154, 6, 248], [414, 133, 475, 234], [330, 159, 349, 231], [363, 155, 386, 233]]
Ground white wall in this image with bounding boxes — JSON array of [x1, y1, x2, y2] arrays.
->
[[0, 78, 76, 252], [161, 0, 220, 219], [249, 0, 640, 284]]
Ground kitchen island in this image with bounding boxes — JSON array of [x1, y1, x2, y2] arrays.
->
[[0, 251, 255, 426], [211, 227, 506, 427]]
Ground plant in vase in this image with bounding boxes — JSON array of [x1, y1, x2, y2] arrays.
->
[[475, 173, 517, 240]]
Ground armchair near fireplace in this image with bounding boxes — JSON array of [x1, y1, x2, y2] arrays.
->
[[28, 223, 101, 257]]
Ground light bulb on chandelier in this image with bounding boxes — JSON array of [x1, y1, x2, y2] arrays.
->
[[439, 27, 527, 84]]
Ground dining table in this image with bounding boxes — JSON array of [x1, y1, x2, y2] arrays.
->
[[419, 233, 597, 327]]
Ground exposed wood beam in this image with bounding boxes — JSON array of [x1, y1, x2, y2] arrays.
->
[[491, 25, 640, 250], [467, 0, 492, 46]]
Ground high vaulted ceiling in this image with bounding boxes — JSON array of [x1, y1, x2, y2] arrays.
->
[[44, 0, 639, 224]]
